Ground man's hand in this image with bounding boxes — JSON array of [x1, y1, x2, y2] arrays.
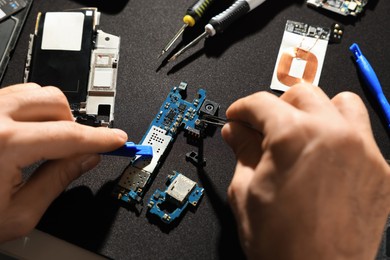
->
[[222, 83, 390, 259], [0, 83, 127, 243]]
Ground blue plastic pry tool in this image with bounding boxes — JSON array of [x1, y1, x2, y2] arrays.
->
[[350, 43, 390, 130], [103, 142, 153, 157]]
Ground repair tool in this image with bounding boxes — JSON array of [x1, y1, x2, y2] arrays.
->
[[168, 0, 267, 62], [158, 0, 216, 59], [350, 43, 390, 130], [103, 142, 153, 157], [199, 114, 233, 126], [199, 114, 258, 132]]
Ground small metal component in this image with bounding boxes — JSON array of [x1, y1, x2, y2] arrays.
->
[[186, 126, 201, 138], [199, 114, 260, 134], [199, 114, 230, 127], [166, 174, 196, 205], [118, 166, 151, 191], [330, 23, 344, 43]]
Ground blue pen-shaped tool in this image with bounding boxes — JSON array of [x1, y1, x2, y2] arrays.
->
[[350, 43, 390, 130], [103, 142, 153, 157]]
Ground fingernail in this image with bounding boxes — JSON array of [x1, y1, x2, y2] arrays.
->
[[112, 129, 128, 141], [80, 154, 101, 172]]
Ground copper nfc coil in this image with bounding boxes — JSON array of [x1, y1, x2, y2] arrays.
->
[[276, 47, 318, 87]]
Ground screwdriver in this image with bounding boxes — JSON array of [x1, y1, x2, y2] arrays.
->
[[158, 0, 216, 59], [168, 0, 267, 62]]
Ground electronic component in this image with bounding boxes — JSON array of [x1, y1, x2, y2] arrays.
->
[[330, 23, 344, 43], [24, 8, 120, 127], [147, 171, 203, 223], [0, 0, 32, 82], [113, 82, 219, 204], [200, 99, 219, 116], [307, 0, 368, 16], [0, 0, 26, 22], [186, 151, 206, 167], [270, 20, 330, 92]]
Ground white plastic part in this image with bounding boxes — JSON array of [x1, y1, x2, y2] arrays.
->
[[86, 30, 120, 126], [205, 24, 216, 36]]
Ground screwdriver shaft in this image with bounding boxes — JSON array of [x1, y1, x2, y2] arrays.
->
[[158, 0, 216, 59], [200, 114, 261, 133], [168, 31, 208, 62], [158, 24, 188, 59]]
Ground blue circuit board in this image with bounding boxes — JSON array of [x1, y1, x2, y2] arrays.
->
[[306, 0, 368, 16], [142, 82, 207, 140], [113, 82, 218, 204], [147, 171, 204, 224]]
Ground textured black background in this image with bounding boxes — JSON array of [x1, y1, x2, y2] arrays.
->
[[1, 0, 390, 259]]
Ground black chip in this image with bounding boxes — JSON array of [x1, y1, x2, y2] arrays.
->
[[186, 126, 200, 138], [178, 103, 187, 112], [166, 109, 176, 120]]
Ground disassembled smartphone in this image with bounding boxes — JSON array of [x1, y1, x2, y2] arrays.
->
[[147, 171, 204, 224], [307, 0, 368, 16], [270, 20, 330, 92], [113, 82, 219, 206], [24, 8, 120, 127]]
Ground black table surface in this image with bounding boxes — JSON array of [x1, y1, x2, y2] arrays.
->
[[1, 0, 390, 259]]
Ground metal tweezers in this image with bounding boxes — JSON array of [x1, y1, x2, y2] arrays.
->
[[199, 114, 258, 132], [199, 114, 232, 127]]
